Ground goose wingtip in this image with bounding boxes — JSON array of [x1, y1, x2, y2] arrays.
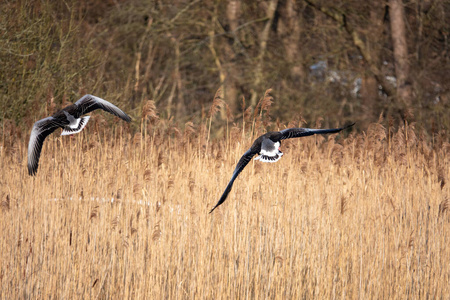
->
[[342, 122, 356, 130], [28, 165, 37, 176]]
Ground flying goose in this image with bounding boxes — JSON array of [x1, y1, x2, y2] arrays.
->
[[209, 123, 355, 213], [27, 94, 132, 175]]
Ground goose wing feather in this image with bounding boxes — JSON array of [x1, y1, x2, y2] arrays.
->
[[75, 94, 131, 122], [27, 117, 61, 175], [279, 122, 355, 140], [209, 149, 257, 213]]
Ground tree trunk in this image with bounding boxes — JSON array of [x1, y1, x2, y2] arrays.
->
[[389, 0, 412, 106], [223, 0, 241, 116], [208, 4, 226, 119], [278, 0, 304, 82], [361, 75, 378, 115], [250, 0, 278, 107], [360, 7, 384, 121]]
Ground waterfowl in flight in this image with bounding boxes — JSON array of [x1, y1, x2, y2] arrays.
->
[[27, 94, 131, 175], [209, 123, 355, 213]]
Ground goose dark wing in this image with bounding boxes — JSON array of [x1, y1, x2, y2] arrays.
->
[[209, 149, 257, 213], [75, 94, 132, 122], [279, 122, 355, 140], [27, 117, 61, 175]]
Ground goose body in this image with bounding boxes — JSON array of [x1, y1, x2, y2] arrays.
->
[[27, 94, 131, 175], [209, 123, 355, 213]]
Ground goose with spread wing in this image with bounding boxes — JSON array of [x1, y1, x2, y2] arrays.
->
[[27, 94, 131, 175], [209, 123, 355, 213]]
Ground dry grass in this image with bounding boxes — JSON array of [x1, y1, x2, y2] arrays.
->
[[1, 117, 449, 299]]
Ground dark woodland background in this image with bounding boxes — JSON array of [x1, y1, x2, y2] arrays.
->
[[1, 0, 449, 138]]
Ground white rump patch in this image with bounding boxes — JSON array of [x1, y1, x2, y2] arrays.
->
[[254, 152, 283, 163], [254, 141, 283, 163], [61, 116, 90, 135]]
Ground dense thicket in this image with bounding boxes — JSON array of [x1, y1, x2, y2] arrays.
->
[[1, 0, 448, 136]]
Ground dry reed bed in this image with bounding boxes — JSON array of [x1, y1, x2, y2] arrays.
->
[[1, 122, 449, 299]]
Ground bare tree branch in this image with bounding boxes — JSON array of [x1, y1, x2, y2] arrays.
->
[[304, 0, 396, 97]]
